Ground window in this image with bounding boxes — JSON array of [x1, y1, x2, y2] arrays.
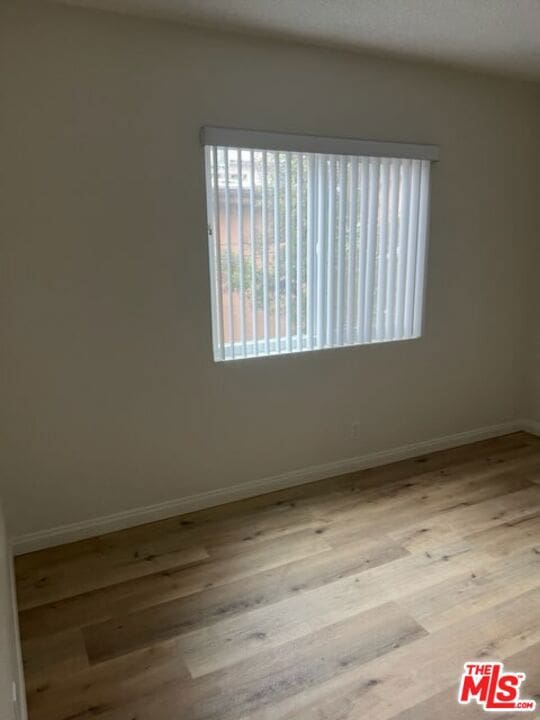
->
[[202, 127, 438, 361]]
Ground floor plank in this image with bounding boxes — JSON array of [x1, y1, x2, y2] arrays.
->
[[399, 546, 540, 631], [391, 642, 540, 720], [21, 628, 88, 694], [177, 541, 488, 678], [83, 535, 406, 664], [245, 588, 540, 720]]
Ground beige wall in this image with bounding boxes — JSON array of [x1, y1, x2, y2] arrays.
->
[[1, 1, 539, 538], [532, 315, 540, 424], [530, 341, 540, 425], [525, 229, 540, 424], [520, 128, 540, 426]]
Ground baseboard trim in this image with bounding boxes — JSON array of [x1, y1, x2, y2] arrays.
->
[[12, 419, 526, 555], [520, 418, 540, 437]]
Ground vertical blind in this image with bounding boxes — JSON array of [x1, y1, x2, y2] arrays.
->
[[203, 129, 436, 361]]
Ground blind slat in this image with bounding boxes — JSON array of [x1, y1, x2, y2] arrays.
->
[[395, 159, 412, 339], [236, 149, 246, 356], [385, 159, 400, 340], [224, 148, 235, 358], [363, 158, 381, 343], [375, 159, 390, 341], [273, 152, 280, 351], [248, 150, 258, 356], [413, 160, 431, 337], [316, 155, 327, 347], [346, 159, 359, 344], [296, 156, 303, 351], [404, 160, 422, 337], [205, 147, 225, 359], [283, 154, 291, 352], [326, 157, 336, 346], [336, 156, 347, 346], [262, 151, 270, 354], [306, 155, 315, 350], [356, 158, 370, 344]]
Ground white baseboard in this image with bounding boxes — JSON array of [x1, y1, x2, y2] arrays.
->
[[12, 419, 526, 555], [520, 418, 540, 437]]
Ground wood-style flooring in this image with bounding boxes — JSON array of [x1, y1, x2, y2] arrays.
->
[[16, 431, 540, 720]]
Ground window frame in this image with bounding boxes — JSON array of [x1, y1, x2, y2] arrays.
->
[[202, 127, 438, 362]]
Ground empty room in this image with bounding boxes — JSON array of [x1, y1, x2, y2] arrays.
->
[[1, 1, 539, 719]]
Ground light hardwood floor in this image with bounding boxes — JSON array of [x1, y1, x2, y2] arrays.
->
[[16, 432, 540, 720]]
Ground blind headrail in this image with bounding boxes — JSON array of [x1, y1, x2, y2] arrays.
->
[[200, 127, 439, 162]]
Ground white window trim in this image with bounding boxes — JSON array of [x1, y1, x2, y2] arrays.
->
[[201, 126, 439, 162], [202, 128, 438, 362]]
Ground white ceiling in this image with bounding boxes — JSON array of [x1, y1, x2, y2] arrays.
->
[[59, 0, 540, 82]]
